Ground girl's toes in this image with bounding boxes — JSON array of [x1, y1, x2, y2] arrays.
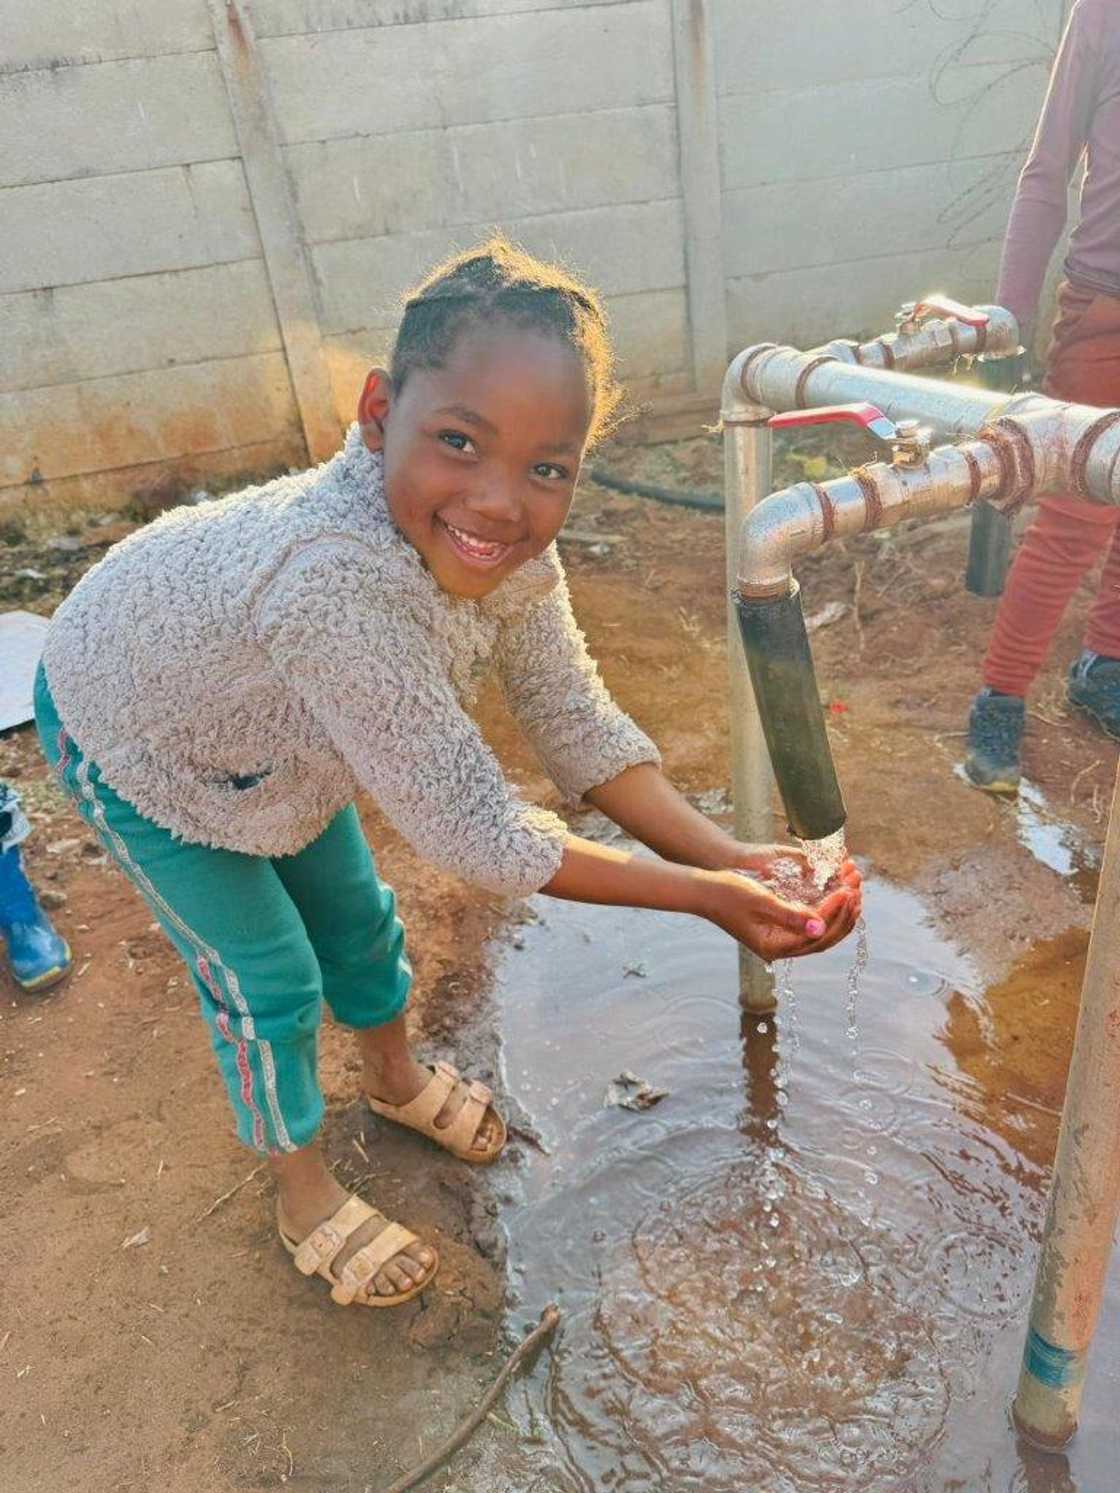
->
[[386, 1261, 415, 1293], [373, 1269, 399, 1297], [399, 1252, 429, 1284]]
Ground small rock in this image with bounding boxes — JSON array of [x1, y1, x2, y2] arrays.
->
[[121, 1226, 152, 1250], [46, 839, 81, 856], [46, 536, 82, 552], [806, 600, 850, 633], [605, 1071, 669, 1112], [38, 889, 67, 910]]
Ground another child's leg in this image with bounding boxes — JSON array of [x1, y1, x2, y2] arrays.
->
[[980, 496, 1118, 697], [1084, 518, 1120, 658], [272, 805, 503, 1159]]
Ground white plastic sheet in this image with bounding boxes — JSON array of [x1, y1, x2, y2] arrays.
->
[[0, 610, 49, 732]]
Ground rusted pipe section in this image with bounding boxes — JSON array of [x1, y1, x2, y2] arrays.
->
[[738, 345, 1120, 505], [737, 440, 1005, 599], [1012, 759, 1120, 1447], [846, 302, 1019, 372], [721, 353, 777, 1013], [739, 343, 1007, 440]]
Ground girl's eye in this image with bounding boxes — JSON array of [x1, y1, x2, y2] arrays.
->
[[534, 462, 569, 481], [439, 431, 475, 453]]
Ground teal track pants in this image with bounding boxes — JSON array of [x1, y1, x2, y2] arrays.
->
[[36, 668, 412, 1154]]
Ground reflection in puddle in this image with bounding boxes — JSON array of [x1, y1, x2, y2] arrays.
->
[[494, 871, 1120, 1491], [1016, 781, 1100, 890]]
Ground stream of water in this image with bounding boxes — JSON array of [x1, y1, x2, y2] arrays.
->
[[491, 857, 1120, 1492]]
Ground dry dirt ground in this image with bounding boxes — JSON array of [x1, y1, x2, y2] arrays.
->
[[0, 425, 1110, 1491]]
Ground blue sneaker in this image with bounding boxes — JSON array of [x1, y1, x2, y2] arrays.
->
[[964, 688, 1025, 795], [0, 844, 72, 993], [1067, 649, 1120, 738]]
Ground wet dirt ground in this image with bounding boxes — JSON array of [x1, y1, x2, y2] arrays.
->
[[2, 423, 1118, 1490]]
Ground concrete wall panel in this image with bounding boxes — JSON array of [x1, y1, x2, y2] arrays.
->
[[0, 263, 282, 394], [0, 53, 236, 189], [727, 241, 1003, 351], [254, 0, 625, 37], [716, 0, 1064, 94], [261, 2, 673, 144], [1, 353, 300, 487], [6, 0, 213, 72], [0, 163, 260, 295], [723, 157, 1014, 281], [312, 199, 686, 332], [288, 104, 679, 244], [718, 66, 1043, 191]]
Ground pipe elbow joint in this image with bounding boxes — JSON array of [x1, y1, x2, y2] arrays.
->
[[721, 347, 775, 424], [736, 482, 824, 599], [976, 304, 1021, 357]]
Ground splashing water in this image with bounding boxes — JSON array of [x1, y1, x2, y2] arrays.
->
[[800, 825, 849, 890]]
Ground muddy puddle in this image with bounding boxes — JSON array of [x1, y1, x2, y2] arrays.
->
[[491, 858, 1120, 1491]]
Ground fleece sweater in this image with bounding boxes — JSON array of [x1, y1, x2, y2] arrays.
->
[[42, 425, 658, 896]]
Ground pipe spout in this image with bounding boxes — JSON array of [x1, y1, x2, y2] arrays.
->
[[735, 584, 846, 842]]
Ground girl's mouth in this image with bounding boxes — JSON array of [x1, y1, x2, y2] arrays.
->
[[439, 517, 514, 567]]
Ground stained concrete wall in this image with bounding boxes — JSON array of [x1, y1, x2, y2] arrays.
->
[[1, 0, 1066, 514]]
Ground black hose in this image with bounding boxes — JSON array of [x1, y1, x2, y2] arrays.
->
[[588, 466, 724, 512]]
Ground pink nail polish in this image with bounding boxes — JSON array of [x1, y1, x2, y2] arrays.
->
[[806, 918, 826, 937]]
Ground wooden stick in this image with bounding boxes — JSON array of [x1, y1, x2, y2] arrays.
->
[[382, 1305, 561, 1493], [194, 1163, 266, 1223]]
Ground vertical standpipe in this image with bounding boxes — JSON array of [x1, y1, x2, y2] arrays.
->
[[723, 386, 778, 1012], [1013, 757, 1120, 1447]]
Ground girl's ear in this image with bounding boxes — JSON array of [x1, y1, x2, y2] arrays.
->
[[357, 367, 394, 452]]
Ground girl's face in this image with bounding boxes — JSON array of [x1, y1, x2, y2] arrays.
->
[[358, 324, 594, 600]]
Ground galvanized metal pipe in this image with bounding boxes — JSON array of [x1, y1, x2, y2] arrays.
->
[[724, 323, 1120, 1446], [737, 441, 1006, 598], [1012, 758, 1120, 1447], [722, 352, 777, 1014], [848, 303, 1019, 372], [741, 344, 1008, 441], [739, 344, 1120, 504]]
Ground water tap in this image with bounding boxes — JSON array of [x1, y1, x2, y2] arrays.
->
[[894, 295, 990, 339], [769, 404, 932, 467]]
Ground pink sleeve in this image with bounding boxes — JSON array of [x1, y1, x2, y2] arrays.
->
[[996, 0, 1100, 330]]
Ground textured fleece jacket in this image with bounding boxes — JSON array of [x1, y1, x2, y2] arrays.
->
[[42, 425, 659, 895]]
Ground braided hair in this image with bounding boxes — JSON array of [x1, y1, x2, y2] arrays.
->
[[390, 235, 623, 447]]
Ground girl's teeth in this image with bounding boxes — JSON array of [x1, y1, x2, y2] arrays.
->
[[447, 522, 504, 558]]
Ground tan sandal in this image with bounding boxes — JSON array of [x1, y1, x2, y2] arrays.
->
[[367, 1060, 507, 1165], [277, 1195, 438, 1308]]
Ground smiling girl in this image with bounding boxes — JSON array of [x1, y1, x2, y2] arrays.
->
[[35, 238, 861, 1311]]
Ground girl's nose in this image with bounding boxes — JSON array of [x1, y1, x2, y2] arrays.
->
[[470, 477, 523, 523]]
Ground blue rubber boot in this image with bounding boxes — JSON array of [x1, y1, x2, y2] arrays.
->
[[0, 844, 72, 992], [1067, 650, 1120, 739], [963, 687, 1025, 796]]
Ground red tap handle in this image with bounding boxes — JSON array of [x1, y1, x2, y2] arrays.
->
[[911, 295, 990, 330], [769, 403, 898, 443]]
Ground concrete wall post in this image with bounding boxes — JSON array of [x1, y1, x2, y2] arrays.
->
[[670, 0, 728, 397], [207, 0, 340, 464]]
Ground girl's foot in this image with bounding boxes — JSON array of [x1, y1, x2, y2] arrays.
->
[[365, 1053, 506, 1162], [274, 1159, 436, 1302]]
